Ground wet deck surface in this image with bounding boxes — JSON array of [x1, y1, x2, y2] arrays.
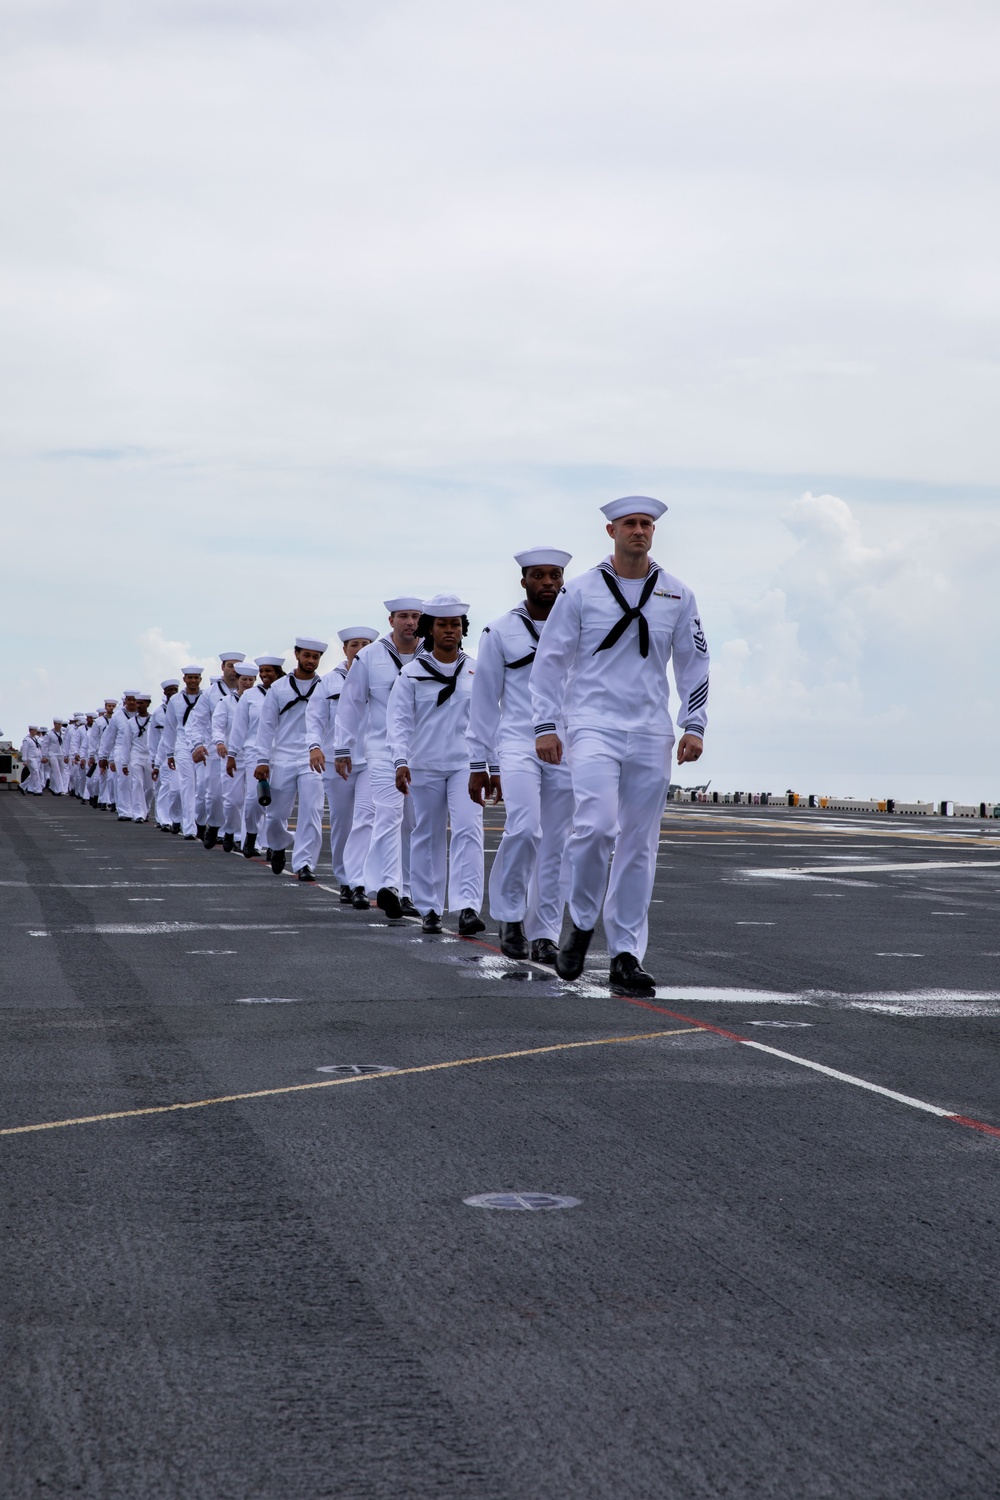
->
[[2, 792, 999, 1498]]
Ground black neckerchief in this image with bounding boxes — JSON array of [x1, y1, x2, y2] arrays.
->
[[181, 693, 200, 725], [505, 608, 541, 671], [412, 653, 467, 707], [136, 716, 150, 738], [593, 565, 661, 659], [278, 676, 319, 715]]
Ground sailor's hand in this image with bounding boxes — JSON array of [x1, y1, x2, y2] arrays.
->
[[469, 772, 502, 806], [122, 766, 129, 775], [216, 742, 227, 759], [676, 733, 704, 765], [99, 759, 108, 771], [192, 745, 208, 764], [395, 766, 412, 795], [167, 756, 176, 771], [225, 756, 236, 778], [151, 768, 159, 782], [310, 747, 326, 774], [334, 756, 351, 781], [253, 764, 269, 781], [535, 733, 563, 766]]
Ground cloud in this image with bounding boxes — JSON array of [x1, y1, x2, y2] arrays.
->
[[137, 626, 194, 685]]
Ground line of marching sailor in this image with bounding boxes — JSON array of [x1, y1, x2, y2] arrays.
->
[[17, 498, 708, 993]]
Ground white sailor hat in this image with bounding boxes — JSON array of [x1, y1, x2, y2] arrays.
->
[[337, 626, 379, 644], [514, 547, 572, 568], [210, 674, 223, 683], [181, 663, 204, 675], [234, 660, 258, 677], [255, 654, 285, 668], [135, 691, 152, 700], [218, 650, 246, 662], [160, 678, 180, 689], [383, 596, 424, 612], [104, 698, 118, 705], [421, 593, 470, 616], [122, 689, 143, 698], [294, 636, 328, 653], [600, 495, 668, 522]]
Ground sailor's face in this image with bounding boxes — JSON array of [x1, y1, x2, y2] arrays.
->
[[123, 696, 137, 712], [258, 665, 280, 688], [136, 699, 151, 713], [608, 515, 654, 554], [521, 566, 563, 608], [236, 675, 255, 694], [343, 638, 371, 665], [221, 660, 242, 687], [164, 685, 179, 699], [433, 616, 463, 650], [389, 610, 421, 643], [295, 648, 323, 675], [183, 673, 202, 693]]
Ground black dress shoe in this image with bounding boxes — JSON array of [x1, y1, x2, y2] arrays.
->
[[458, 908, 486, 936], [171, 822, 181, 834], [184, 834, 197, 840], [270, 848, 286, 875], [89, 795, 99, 808], [399, 895, 419, 918], [133, 818, 147, 824], [609, 953, 656, 993], [297, 866, 316, 883], [498, 920, 529, 959], [339, 884, 353, 903], [352, 886, 370, 910], [222, 833, 235, 853], [555, 922, 594, 981], [530, 938, 559, 966], [377, 886, 403, 919], [203, 826, 219, 849], [242, 833, 257, 859], [422, 911, 443, 934], [196, 824, 206, 839]]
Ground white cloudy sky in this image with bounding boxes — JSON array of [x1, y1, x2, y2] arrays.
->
[[2, 0, 998, 799]]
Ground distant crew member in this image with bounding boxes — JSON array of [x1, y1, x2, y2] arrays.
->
[[253, 637, 328, 881], [121, 693, 154, 821], [19, 728, 43, 794], [307, 626, 379, 903], [468, 547, 574, 964], [159, 666, 207, 838], [227, 655, 284, 860], [195, 653, 246, 847], [335, 597, 425, 919], [150, 680, 181, 830], [530, 496, 709, 993], [41, 719, 69, 795], [214, 660, 257, 851], [387, 595, 485, 936]]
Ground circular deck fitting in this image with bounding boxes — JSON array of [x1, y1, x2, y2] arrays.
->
[[463, 1192, 580, 1211], [315, 1063, 398, 1076]]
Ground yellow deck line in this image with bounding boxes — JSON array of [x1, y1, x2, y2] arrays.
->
[[0, 1029, 700, 1138]]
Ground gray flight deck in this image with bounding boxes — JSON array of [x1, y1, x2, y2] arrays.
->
[[2, 791, 999, 1498]]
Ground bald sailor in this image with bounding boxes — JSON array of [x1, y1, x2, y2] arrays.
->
[[468, 547, 574, 963], [253, 637, 327, 880], [307, 626, 379, 902], [158, 666, 207, 838], [531, 496, 709, 993], [228, 655, 284, 860], [334, 597, 424, 920]]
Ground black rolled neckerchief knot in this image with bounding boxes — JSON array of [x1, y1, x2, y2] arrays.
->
[[593, 566, 661, 659], [413, 654, 466, 707]]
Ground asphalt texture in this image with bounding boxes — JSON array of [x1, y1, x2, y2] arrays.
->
[[2, 790, 1000, 1499]]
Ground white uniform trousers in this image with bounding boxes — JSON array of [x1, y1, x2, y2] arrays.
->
[[114, 768, 131, 815], [195, 761, 211, 828], [263, 762, 325, 872], [154, 764, 180, 826], [363, 756, 415, 897], [342, 768, 374, 888], [126, 762, 153, 818], [240, 765, 264, 843], [408, 768, 484, 917], [24, 758, 45, 794], [221, 763, 245, 837], [206, 753, 226, 829], [488, 747, 574, 942], [97, 766, 111, 805], [322, 764, 373, 885], [563, 727, 672, 962], [47, 755, 69, 794], [84, 762, 100, 801], [175, 753, 206, 837]]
